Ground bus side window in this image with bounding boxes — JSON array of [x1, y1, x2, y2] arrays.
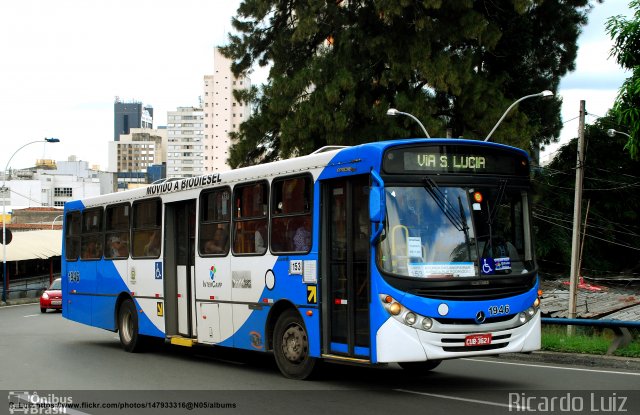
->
[[270, 176, 312, 254], [104, 203, 130, 260], [232, 182, 268, 255], [80, 207, 103, 260], [132, 199, 162, 258], [199, 187, 231, 256], [65, 211, 81, 261]]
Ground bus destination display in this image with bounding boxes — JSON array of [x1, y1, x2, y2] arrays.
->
[[384, 145, 529, 176], [406, 153, 486, 171]]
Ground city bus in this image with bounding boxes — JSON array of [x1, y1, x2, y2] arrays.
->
[[61, 138, 541, 379]]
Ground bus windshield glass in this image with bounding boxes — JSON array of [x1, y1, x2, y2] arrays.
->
[[376, 184, 534, 279]]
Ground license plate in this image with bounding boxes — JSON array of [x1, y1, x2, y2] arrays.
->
[[465, 333, 492, 347], [51, 300, 62, 306]]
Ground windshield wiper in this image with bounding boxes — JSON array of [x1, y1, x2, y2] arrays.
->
[[423, 177, 473, 264], [486, 179, 508, 256], [422, 177, 468, 232]]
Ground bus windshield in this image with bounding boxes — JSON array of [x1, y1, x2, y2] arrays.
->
[[376, 183, 534, 279]]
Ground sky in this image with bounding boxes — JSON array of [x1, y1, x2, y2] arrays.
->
[[0, 0, 634, 171]]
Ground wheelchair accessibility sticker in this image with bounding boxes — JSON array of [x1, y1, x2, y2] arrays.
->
[[481, 258, 495, 275], [155, 262, 163, 280]]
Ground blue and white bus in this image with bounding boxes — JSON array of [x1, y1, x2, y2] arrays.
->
[[62, 139, 540, 379]]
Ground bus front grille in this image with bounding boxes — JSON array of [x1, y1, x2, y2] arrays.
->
[[408, 284, 532, 301]]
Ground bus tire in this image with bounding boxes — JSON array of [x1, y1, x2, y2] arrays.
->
[[118, 299, 145, 353], [273, 309, 316, 380], [398, 360, 442, 372]]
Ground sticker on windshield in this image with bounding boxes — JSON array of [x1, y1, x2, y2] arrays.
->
[[408, 262, 475, 278], [407, 237, 422, 258], [494, 257, 511, 271], [481, 258, 495, 274]]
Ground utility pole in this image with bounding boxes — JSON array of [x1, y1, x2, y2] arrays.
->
[[568, 100, 586, 336]]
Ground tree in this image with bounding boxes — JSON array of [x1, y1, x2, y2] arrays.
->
[[533, 115, 640, 277], [606, 0, 640, 160], [221, 0, 592, 167]]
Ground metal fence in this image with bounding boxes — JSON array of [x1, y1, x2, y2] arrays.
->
[[4, 274, 59, 300]]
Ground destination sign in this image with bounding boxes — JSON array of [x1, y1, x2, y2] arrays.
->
[[383, 145, 529, 176], [405, 153, 487, 171]]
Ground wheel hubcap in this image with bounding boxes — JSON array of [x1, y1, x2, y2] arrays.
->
[[281, 323, 308, 363], [121, 311, 133, 343]]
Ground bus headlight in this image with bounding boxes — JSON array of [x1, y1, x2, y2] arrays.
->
[[518, 312, 527, 324], [380, 294, 433, 332], [421, 317, 433, 331], [404, 312, 417, 325], [526, 307, 536, 317]]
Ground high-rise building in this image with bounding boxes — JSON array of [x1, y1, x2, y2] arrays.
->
[[114, 98, 154, 141], [108, 128, 167, 190], [202, 49, 251, 172], [166, 107, 204, 179]]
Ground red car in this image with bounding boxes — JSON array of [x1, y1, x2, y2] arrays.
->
[[40, 278, 62, 313]]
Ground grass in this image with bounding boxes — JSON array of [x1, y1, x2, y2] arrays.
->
[[541, 325, 640, 358]]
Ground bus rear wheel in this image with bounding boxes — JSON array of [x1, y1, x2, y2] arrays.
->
[[118, 299, 145, 352], [273, 309, 316, 379], [398, 360, 442, 373]]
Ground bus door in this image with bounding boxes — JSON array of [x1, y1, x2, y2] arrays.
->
[[164, 200, 197, 338], [322, 175, 371, 359]]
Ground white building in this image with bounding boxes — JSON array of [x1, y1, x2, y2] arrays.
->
[[0, 157, 113, 211], [166, 107, 204, 179], [202, 49, 251, 172]]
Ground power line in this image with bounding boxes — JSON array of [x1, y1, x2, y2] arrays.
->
[[532, 177, 640, 191], [532, 210, 640, 238], [533, 215, 640, 251]]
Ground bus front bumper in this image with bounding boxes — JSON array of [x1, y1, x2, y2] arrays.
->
[[376, 312, 541, 363]]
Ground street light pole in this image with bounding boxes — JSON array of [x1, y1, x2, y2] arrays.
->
[[386, 109, 431, 138], [2, 138, 60, 303], [607, 129, 631, 139], [51, 214, 64, 230], [484, 90, 554, 142]]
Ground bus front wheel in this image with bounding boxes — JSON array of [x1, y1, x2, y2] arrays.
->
[[273, 309, 316, 379], [398, 360, 442, 372], [118, 299, 145, 353]]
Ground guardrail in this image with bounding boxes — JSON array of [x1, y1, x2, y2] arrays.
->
[[542, 317, 640, 355], [4, 274, 58, 300]]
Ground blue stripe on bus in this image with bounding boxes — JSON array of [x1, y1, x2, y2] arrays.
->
[[64, 255, 165, 337]]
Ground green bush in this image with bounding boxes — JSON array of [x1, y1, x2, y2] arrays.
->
[[542, 326, 640, 358]]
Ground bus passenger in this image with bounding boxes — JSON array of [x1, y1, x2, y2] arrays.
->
[[204, 228, 228, 254], [109, 236, 128, 258], [255, 226, 267, 254], [83, 240, 100, 259], [293, 216, 311, 251], [144, 231, 161, 256]]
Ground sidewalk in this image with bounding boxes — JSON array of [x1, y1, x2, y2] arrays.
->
[[492, 350, 640, 372], [0, 297, 39, 307]]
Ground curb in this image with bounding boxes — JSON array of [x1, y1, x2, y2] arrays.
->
[[0, 298, 40, 307], [491, 351, 640, 371]]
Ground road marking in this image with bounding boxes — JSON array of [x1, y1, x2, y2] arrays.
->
[[23, 314, 40, 318], [463, 358, 640, 376], [395, 389, 512, 408]]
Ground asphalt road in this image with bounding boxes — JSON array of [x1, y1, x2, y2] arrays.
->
[[1, 303, 639, 415]]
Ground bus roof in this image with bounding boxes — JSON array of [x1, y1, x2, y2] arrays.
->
[[65, 138, 529, 210]]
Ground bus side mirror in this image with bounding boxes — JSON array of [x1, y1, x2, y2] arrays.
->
[[369, 171, 385, 244], [369, 187, 385, 223]]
